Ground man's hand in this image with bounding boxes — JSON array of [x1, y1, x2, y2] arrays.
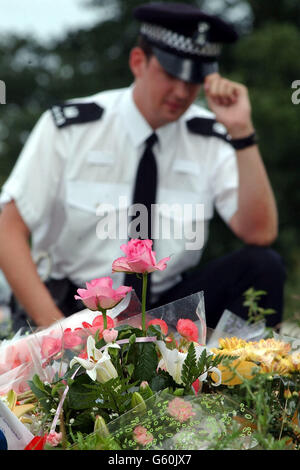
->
[[204, 73, 254, 138], [202, 75, 278, 246]]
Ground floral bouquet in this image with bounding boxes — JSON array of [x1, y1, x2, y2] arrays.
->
[[0, 239, 299, 450], [0, 239, 221, 449]]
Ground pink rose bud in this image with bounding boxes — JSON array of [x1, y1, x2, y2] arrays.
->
[[103, 328, 118, 343], [140, 381, 149, 389]]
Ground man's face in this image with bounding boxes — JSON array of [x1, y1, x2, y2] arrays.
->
[[131, 50, 201, 129]]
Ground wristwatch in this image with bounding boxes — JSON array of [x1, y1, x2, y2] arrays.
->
[[227, 131, 258, 150]]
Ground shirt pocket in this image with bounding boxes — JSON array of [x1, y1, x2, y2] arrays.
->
[[153, 188, 213, 280], [157, 187, 213, 225], [65, 180, 132, 243], [172, 159, 201, 177], [87, 150, 115, 166], [66, 180, 131, 214]]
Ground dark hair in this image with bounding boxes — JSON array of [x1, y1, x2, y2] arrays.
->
[[137, 35, 153, 59]]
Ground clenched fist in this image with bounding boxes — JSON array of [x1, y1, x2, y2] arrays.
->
[[204, 73, 254, 138]]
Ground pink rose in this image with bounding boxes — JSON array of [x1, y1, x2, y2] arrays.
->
[[176, 319, 199, 343], [112, 239, 170, 274], [147, 319, 168, 335], [102, 328, 118, 343], [75, 276, 132, 311], [82, 314, 115, 337]]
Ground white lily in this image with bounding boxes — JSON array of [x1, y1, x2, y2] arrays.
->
[[156, 341, 187, 384], [70, 335, 118, 383], [155, 340, 222, 386]]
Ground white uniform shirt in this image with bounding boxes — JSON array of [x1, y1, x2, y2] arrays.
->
[[0, 86, 238, 297]]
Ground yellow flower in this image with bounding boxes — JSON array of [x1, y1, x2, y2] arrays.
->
[[211, 337, 249, 360], [218, 337, 248, 351], [259, 357, 291, 375], [212, 359, 257, 386], [288, 352, 300, 372], [211, 336, 298, 380], [252, 338, 291, 356]]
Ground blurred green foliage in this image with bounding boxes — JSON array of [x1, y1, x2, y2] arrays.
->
[[0, 0, 299, 319]]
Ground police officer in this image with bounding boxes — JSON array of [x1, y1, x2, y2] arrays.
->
[[0, 3, 285, 331]]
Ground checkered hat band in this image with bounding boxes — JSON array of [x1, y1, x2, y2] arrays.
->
[[140, 22, 221, 57]]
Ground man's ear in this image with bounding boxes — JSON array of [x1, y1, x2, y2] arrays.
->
[[129, 47, 147, 78]]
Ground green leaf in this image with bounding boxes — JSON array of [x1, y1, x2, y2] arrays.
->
[[146, 324, 164, 340], [129, 334, 136, 345], [173, 388, 185, 396], [126, 363, 135, 377], [68, 374, 101, 410], [132, 342, 158, 383], [150, 371, 176, 392], [181, 342, 198, 388], [28, 375, 53, 413], [72, 409, 95, 433], [116, 325, 144, 338], [197, 349, 209, 374]]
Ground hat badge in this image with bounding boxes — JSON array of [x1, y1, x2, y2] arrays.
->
[[194, 22, 210, 47]]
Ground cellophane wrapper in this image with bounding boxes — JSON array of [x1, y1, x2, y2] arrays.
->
[[0, 290, 206, 396], [72, 389, 257, 450]]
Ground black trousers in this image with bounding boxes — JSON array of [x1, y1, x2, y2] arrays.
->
[[150, 245, 286, 328], [10, 245, 285, 332]]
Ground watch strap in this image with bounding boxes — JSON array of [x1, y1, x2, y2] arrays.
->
[[227, 131, 258, 150]]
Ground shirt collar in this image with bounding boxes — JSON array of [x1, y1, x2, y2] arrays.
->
[[120, 86, 154, 148]]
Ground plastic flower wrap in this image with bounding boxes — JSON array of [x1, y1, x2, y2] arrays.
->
[[74, 390, 257, 450], [0, 305, 131, 396]]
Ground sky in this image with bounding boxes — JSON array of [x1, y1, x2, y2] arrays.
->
[[0, 0, 104, 43], [0, 0, 252, 44]]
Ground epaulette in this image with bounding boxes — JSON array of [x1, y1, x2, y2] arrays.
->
[[186, 117, 230, 143], [51, 102, 104, 128]]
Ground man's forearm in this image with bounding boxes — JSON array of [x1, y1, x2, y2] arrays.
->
[[204, 74, 278, 245], [230, 142, 278, 245], [0, 216, 64, 327]]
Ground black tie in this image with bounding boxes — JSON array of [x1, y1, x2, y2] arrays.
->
[[125, 133, 158, 302]]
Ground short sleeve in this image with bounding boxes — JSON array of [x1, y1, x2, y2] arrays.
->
[[0, 110, 67, 231], [209, 141, 239, 224]]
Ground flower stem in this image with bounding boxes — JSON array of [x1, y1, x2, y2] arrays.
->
[[102, 309, 107, 330], [141, 273, 148, 334]]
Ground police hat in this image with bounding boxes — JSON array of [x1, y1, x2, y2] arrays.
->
[[133, 2, 238, 83]]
